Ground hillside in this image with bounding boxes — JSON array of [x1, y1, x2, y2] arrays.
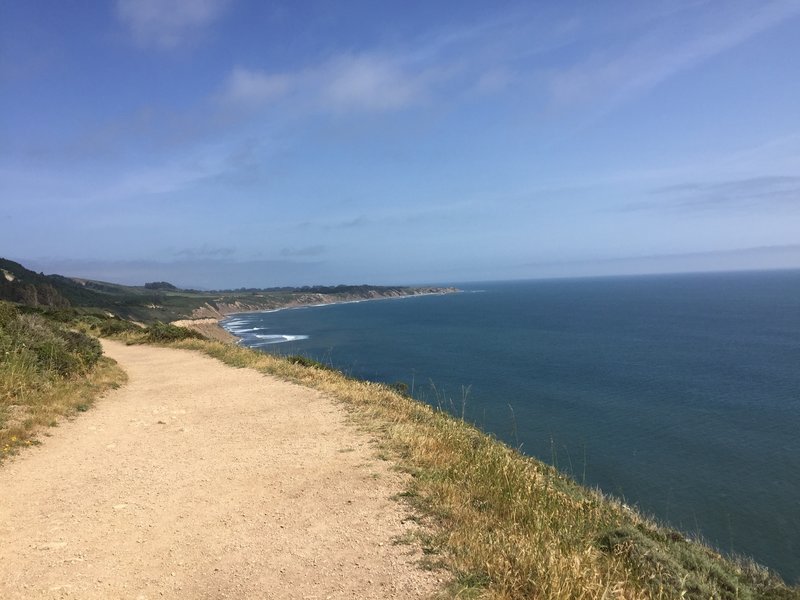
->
[[0, 258, 456, 323]]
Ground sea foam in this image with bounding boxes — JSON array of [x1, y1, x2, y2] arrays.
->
[[252, 334, 310, 345]]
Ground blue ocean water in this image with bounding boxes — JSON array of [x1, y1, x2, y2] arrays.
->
[[221, 270, 800, 582]]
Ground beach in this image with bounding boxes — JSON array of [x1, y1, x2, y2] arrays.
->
[[172, 288, 460, 345]]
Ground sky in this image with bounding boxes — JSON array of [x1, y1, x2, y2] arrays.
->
[[2, 0, 800, 288]]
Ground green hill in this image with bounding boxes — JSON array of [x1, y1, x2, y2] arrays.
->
[[0, 258, 456, 324]]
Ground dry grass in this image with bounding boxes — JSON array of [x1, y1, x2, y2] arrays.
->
[[1, 301, 128, 458], [121, 336, 797, 600], [0, 356, 126, 459]]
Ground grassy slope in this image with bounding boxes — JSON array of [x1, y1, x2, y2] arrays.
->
[[121, 334, 795, 600], [0, 302, 127, 458], [1, 257, 452, 323], [0, 258, 287, 321]]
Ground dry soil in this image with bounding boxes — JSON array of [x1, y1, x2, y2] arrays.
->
[[0, 340, 441, 599]]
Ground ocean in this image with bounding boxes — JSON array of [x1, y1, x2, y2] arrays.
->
[[221, 270, 800, 582]]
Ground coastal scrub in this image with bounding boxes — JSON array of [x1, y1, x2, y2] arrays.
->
[[0, 301, 126, 456]]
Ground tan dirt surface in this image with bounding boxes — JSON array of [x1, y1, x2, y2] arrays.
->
[[0, 341, 441, 599], [170, 318, 239, 344]]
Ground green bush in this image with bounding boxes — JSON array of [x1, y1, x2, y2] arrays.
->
[[76, 315, 104, 329], [98, 318, 141, 336], [0, 301, 17, 328], [63, 330, 102, 369], [143, 321, 204, 343], [0, 307, 101, 379]]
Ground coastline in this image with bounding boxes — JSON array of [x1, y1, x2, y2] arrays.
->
[[159, 336, 799, 597], [175, 275, 800, 583], [173, 287, 459, 344], [58, 281, 798, 595], [170, 317, 238, 343]]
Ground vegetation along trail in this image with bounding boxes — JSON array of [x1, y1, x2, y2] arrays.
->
[[0, 340, 440, 599]]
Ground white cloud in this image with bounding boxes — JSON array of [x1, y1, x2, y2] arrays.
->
[[550, 1, 800, 109], [320, 55, 426, 112], [117, 0, 229, 49], [219, 54, 433, 114], [222, 66, 291, 106]]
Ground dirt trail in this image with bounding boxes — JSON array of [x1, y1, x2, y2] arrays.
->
[[0, 341, 440, 599]]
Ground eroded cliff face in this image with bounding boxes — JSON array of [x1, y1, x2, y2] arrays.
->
[[190, 301, 277, 320], [170, 318, 239, 342], [188, 287, 458, 320]]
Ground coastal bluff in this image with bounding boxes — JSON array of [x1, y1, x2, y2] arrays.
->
[[172, 287, 458, 342], [185, 287, 459, 320]]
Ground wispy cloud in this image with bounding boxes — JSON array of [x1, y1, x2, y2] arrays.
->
[[105, 159, 219, 199], [215, 13, 558, 115], [320, 54, 431, 112], [217, 3, 800, 122], [622, 175, 800, 213], [222, 67, 291, 106], [550, 1, 800, 109], [295, 201, 478, 234], [116, 0, 229, 49], [220, 53, 438, 113]]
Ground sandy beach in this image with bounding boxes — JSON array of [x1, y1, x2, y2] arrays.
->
[[172, 288, 459, 345], [0, 340, 440, 599]]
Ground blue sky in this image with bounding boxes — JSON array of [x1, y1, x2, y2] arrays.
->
[[2, 0, 800, 288]]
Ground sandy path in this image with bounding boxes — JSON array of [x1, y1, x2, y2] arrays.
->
[[0, 341, 440, 599]]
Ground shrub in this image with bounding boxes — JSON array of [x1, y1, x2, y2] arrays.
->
[[144, 281, 178, 290], [98, 318, 141, 336], [1, 309, 102, 378], [1, 303, 113, 448], [63, 330, 102, 369], [1, 312, 125, 456], [76, 315, 104, 330], [0, 300, 17, 328], [6, 314, 101, 376], [143, 321, 204, 343]]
